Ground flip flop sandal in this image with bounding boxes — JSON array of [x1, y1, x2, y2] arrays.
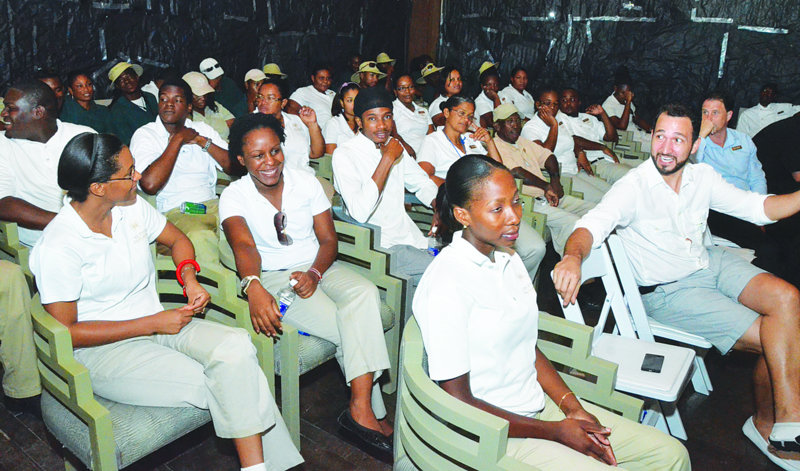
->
[[743, 416, 800, 471], [770, 422, 800, 460]]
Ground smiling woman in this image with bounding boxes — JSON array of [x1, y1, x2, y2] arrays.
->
[[60, 70, 113, 134]]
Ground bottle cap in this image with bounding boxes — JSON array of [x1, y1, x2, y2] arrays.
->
[[289, 279, 299, 287]]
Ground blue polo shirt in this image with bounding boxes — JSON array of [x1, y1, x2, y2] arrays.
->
[[695, 127, 767, 194]]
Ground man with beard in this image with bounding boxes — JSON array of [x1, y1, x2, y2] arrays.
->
[[130, 78, 232, 264], [554, 103, 800, 471]]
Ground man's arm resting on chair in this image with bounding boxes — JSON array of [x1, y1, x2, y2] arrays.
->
[[552, 227, 594, 306], [0, 196, 56, 230]]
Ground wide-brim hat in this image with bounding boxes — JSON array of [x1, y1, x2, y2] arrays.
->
[[199, 57, 224, 80], [420, 63, 444, 79], [493, 103, 521, 122], [479, 61, 499, 76], [262, 63, 288, 78], [182, 71, 215, 96], [108, 62, 144, 84], [351, 61, 387, 83], [376, 52, 396, 66]]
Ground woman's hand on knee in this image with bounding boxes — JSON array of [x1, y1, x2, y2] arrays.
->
[[291, 271, 319, 299], [553, 418, 615, 465], [246, 284, 283, 337]]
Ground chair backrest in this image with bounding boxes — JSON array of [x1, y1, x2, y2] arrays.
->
[[395, 317, 537, 471], [555, 243, 639, 344], [0, 221, 32, 281], [309, 154, 334, 182], [606, 235, 661, 342]]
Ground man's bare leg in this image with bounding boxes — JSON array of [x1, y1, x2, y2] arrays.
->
[[735, 273, 800, 438]]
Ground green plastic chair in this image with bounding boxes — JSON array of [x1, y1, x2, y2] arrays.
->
[[394, 314, 643, 470], [0, 221, 32, 282], [29, 262, 253, 470], [309, 153, 334, 182], [205, 219, 405, 450]]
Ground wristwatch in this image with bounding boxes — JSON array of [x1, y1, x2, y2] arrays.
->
[[201, 138, 213, 152], [240, 275, 261, 296]]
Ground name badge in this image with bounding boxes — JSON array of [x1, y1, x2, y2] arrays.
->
[[468, 144, 480, 151], [418, 110, 426, 115], [582, 118, 590, 122], [731, 145, 742, 151]]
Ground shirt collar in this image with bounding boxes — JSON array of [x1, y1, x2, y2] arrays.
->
[[64, 201, 124, 240], [641, 157, 697, 189], [448, 231, 513, 269]]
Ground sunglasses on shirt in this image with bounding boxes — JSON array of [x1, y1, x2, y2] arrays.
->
[[274, 211, 293, 246]]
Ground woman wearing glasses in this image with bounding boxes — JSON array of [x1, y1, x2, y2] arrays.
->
[[417, 95, 501, 186], [392, 74, 434, 156], [323, 82, 360, 154], [30, 132, 303, 471], [220, 113, 394, 457]]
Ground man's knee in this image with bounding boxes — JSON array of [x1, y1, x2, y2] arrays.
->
[[659, 435, 691, 471]]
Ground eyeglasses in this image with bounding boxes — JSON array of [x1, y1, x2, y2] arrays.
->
[[273, 211, 293, 246], [452, 109, 475, 121], [107, 168, 135, 182], [255, 94, 282, 103], [201, 63, 221, 74]]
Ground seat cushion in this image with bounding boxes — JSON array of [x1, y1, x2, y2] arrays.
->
[[42, 390, 211, 469]]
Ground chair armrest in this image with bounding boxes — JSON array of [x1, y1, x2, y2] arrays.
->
[[0, 221, 32, 282], [30, 295, 117, 470], [537, 312, 643, 420], [519, 194, 547, 239]]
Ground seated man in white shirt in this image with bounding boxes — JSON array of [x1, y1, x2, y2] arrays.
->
[[131, 78, 232, 264], [521, 88, 611, 203], [737, 83, 800, 138], [332, 87, 439, 312], [554, 103, 800, 471], [601, 73, 651, 147], [286, 64, 336, 129], [0, 80, 95, 414], [558, 88, 633, 185], [492, 104, 595, 254]]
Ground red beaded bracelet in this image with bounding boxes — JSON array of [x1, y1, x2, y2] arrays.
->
[[309, 267, 323, 282], [176, 259, 201, 297]]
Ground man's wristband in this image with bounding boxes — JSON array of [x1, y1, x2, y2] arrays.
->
[[308, 267, 323, 282]]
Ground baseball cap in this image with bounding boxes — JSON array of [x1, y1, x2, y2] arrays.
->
[[262, 63, 288, 78], [108, 62, 144, 83], [244, 69, 267, 83], [199, 58, 224, 80], [493, 103, 521, 121], [478, 61, 498, 75], [182, 71, 215, 96]]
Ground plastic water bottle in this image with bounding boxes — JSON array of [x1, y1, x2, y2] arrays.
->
[[427, 227, 442, 256], [277, 279, 309, 336], [277, 279, 299, 316]]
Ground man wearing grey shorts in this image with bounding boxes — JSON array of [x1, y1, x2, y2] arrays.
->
[[554, 103, 800, 471]]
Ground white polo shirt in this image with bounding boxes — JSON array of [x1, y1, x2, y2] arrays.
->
[[392, 99, 432, 154], [428, 95, 447, 117], [417, 129, 487, 179], [498, 85, 535, 120], [323, 114, 357, 148], [131, 117, 226, 213], [0, 120, 96, 246], [520, 114, 578, 175], [289, 85, 336, 129], [30, 196, 166, 323], [413, 232, 545, 417], [737, 102, 800, 138], [219, 168, 330, 271], [474, 91, 495, 121], [332, 132, 438, 250], [558, 111, 610, 163], [280, 111, 315, 176]]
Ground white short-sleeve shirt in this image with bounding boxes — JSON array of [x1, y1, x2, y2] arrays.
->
[[289, 85, 336, 129], [280, 111, 315, 176], [601, 94, 637, 131], [520, 114, 578, 174], [474, 91, 495, 121], [0, 120, 96, 246], [498, 85, 535, 120], [413, 232, 545, 417], [428, 95, 447, 117], [417, 129, 487, 179], [219, 168, 331, 271], [130, 118, 227, 213], [30, 196, 167, 323], [323, 114, 357, 148], [392, 99, 432, 154], [558, 111, 610, 163]]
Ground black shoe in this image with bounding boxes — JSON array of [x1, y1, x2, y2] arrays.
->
[[4, 395, 42, 418], [337, 409, 393, 463]]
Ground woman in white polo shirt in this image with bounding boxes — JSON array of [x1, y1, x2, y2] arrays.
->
[[220, 113, 393, 457], [392, 74, 434, 156], [29, 132, 303, 471], [417, 95, 501, 186], [413, 155, 690, 471], [323, 82, 360, 154], [499, 66, 536, 120], [428, 66, 463, 127]]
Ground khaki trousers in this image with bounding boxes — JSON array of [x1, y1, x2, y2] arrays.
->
[[164, 198, 220, 265], [534, 195, 596, 255], [0, 260, 40, 398], [506, 396, 691, 470], [74, 318, 303, 471]]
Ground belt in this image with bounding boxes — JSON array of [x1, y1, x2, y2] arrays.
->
[[638, 284, 660, 295]]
